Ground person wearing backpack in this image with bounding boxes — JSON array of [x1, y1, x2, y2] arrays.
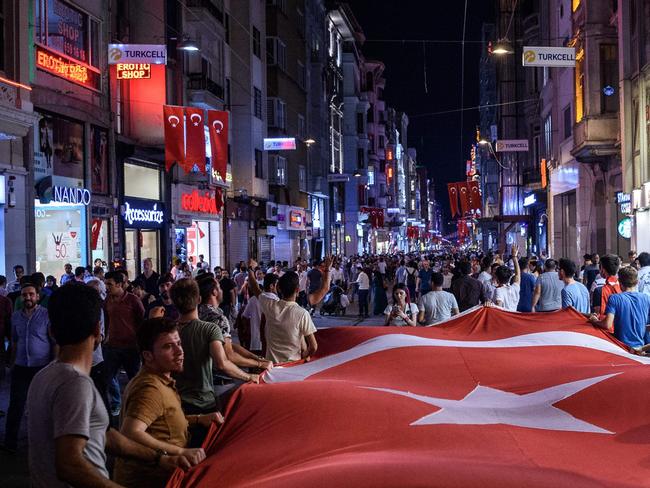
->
[[636, 252, 650, 296]]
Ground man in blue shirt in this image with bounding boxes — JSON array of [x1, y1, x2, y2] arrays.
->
[[559, 258, 590, 314], [517, 257, 537, 312], [589, 266, 650, 350], [416, 260, 434, 298], [3, 282, 54, 451]]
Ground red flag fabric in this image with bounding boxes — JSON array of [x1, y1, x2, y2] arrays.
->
[[184, 107, 206, 174], [169, 307, 650, 488], [458, 182, 470, 215], [163, 105, 185, 171], [90, 219, 102, 250], [447, 183, 459, 217], [468, 180, 481, 212], [207, 110, 228, 184], [215, 187, 224, 213]]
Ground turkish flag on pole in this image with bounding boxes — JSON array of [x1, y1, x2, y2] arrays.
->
[[184, 107, 206, 174], [468, 180, 482, 212], [169, 307, 650, 488], [447, 183, 459, 217], [207, 110, 229, 183], [163, 105, 185, 171], [458, 182, 471, 216]]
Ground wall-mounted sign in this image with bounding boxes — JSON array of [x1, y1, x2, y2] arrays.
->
[[523, 194, 537, 207], [286, 207, 306, 230], [633, 189, 643, 210], [116, 63, 151, 80], [263, 138, 296, 151], [618, 217, 632, 239], [53, 185, 91, 205], [181, 189, 219, 215], [495, 139, 529, 152], [108, 44, 167, 65], [121, 198, 165, 228], [36, 44, 101, 91], [327, 174, 350, 183], [616, 192, 631, 214], [522, 46, 576, 67]]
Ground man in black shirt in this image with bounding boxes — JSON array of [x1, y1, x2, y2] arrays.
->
[[136, 257, 160, 298], [451, 261, 485, 312], [219, 270, 237, 320], [145, 273, 179, 320]]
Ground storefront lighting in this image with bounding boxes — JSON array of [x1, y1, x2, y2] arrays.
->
[[304, 138, 316, 146]]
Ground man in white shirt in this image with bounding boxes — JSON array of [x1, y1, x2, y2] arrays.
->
[[636, 252, 650, 296], [242, 273, 279, 354], [247, 260, 317, 363], [330, 264, 343, 286], [377, 257, 387, 277], [492, 244, 521, 311], [417, 272, 459, 325]]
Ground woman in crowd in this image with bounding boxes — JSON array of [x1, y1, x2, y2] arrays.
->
[[384, 283, 418, 326], [372, 268, 388, 315]]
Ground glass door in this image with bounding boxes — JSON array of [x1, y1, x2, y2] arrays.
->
[[125, 229, 137, 279], [140, 230, 160, 275]]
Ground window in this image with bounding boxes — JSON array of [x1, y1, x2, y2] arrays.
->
[[356, 113, 364, 133], [575, 48, 585, 122], [298, 115, 306, 139], [297, 60, 306, 89], [252, 27, 261, 58], [266, 37, 287, 71], [544, 115, 552, 158], [225, 78, 231, 108], [379, 136, 385, 149], [267, 0, 287, 13], [357, 148, 365, 169], [0, 2, 4, 71], [299, 165, 306, 192], [269, 156, 287, 186], [563, 105, 572, 139], [600, 44, 619, 113], [254, 87, 263, 119], [255, 149, 263, 178], [124, 163, 161, 200], [267, 97, 287, 129]]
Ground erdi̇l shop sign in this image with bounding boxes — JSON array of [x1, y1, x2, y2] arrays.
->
[[522, 46, 576, 67]]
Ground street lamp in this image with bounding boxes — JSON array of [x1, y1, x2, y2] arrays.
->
[[304, 138, 316, 146], [177, 38, 200, 52], [353, 170, 362, 178], [492, 39, 514, 55]]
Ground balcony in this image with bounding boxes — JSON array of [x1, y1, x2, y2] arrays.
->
[[187, 74, 225, 109], [186, 0, 224, 24], [571, 115, 619, 163]]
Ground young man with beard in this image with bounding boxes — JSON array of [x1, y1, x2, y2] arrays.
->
[[146, 273, 180, 320], [114, 318, 221, 487], [3, 282, 55, 451], [27, 283, 190, 487]]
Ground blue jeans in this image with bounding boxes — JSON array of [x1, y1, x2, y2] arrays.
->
[[103, 346, 141, 412]]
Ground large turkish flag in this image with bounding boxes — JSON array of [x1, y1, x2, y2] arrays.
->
[[184, 107, 206, 174], [207, 110, 228, 184], [468, 180, 481, 212], [458, 182, 471, 215], [168, 307, 650, 488], [163, 105, 185, 171]]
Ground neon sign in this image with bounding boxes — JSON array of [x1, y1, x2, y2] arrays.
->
[[121, 199, 165, 228], [116, 63, 151, 79], [53, 186, 91, 205], [36, 44, 101, 91], [263, 138, 297, 151], [181, 190, 218, 215]]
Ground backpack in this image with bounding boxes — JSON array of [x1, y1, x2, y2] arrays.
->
[[406, 268, 417, 288]]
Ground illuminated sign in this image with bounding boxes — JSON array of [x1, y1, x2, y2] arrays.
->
[[36, 44, 101, 91], [181, 189, 218, 215], [108, 44, 167, 65], [523, 194, 537, 207], [522, 46, 576, 67], [263, 138, 297, 151], [616, 192, 631, 204], [121, 198, 165, 228], [495, 139, 529, 152], [53, 185, 91, 205], [618, 217, 632, 239], [289, 210, 303, 227], [116, 63, 151, 80]]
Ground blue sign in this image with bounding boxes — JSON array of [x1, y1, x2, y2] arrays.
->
[[121, 198, 165, 229]]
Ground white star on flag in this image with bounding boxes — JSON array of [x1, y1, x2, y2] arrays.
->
[[363, 373, 619, 434]]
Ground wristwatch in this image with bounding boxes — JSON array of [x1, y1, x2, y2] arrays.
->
[[153, 448, 168, 466]]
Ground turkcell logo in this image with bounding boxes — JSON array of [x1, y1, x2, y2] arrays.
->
[[522, 47, 576, 67]]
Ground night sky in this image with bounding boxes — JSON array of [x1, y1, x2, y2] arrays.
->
[[347, 0, 495, 225]]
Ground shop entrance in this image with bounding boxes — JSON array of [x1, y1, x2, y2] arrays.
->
[[125, 229, 160, 279]]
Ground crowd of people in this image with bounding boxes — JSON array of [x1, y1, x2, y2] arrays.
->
[[0, 245, 648, 486]]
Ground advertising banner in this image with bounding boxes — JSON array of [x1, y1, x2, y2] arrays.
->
[[522, 46, 576, 67]]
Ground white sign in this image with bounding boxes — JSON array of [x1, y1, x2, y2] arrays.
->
[[0, 175, 4, 205], [122, 201, 164, 226], [523, 194, 537, 207], [327, 174, 350, 183], [522, 46, 576, 67], [495, 139, 529, 152], [53, 186, 91, 205], [108, 44, 167, 65], [263, 138, 297, 151]]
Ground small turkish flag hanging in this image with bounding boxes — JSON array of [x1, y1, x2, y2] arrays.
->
[[458, 182, 471, 216], [468, 180, 482, 212], [448, 183, 459, 217], [208, 110, 229, 183], [184, 107, 206, 174], [163, 105, 185, 171]]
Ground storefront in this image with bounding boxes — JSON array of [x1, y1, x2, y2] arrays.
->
[[275, 205, 306, 265], [523, 191, 548, 256], [172, 184, 223, 270], [121, 160, 166, 277]]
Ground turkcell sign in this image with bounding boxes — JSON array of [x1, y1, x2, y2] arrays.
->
[[522, 46, 576, 67], [263, 138, 297, 151], [108, 44, 167, 65], [495, 139, 529, 152]]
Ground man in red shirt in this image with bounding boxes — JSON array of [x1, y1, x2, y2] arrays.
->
[[103, 270, 145, 416]]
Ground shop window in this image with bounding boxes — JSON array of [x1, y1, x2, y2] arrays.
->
[[299, 165, 306, 192], [37, 112, 85, 183], [124, 162, 161, 200]]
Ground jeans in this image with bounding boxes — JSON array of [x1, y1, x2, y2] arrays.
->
[[90, 361, 110, 413], [358, 289, 369, 317], [103, 346, 141, 412], [5, 365, 43, 449]]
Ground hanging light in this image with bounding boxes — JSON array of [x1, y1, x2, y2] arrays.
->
[[492, 39, 514, 55], [177, 38, 200, 52], [353, 170, 362, 177]]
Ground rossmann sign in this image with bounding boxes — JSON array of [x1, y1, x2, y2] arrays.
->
[[108, 44, 167, 65], [522, 46, 576, 67]]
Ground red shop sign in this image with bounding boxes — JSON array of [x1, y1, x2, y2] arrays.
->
[[181, 189, 218, 215]]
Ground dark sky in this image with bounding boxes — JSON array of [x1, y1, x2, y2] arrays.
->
[[346, 0, 495, 215]]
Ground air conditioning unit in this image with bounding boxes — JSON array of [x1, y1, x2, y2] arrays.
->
[[266, 202, 278, 221]]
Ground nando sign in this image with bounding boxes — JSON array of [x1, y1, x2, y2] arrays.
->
[[53, 186, 91, 205], [522, 46, 576, 67]]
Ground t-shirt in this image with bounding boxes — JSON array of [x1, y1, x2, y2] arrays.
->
[[28, 362, 109, 487], [259, 294, 316, 363], [605, 292, 650, 348], [105, 292, 145, 348], [198, 303, 231, 338], [114, 370, 189, 487], [561, 282, 590, 314], [417, 290, 458, 325], [535, 272, 564, 311], [377, 261, 387, 274], [442, 273, 453, 290], [219, 278, 237, 306], [146, 299, 180, 321], [383, 303, 419, 326], [356, 271, 370, 291], [174, 319, 224, 410], [418, 269, 434, 294], [451, 275, 483, 312], [137, 271, 160, 297], [307, 268, 322, 293], [395, 266, 407, 285], [517, 272, 537, 312], [493, 282, 521, 311], [242, 296, 263, 351]]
